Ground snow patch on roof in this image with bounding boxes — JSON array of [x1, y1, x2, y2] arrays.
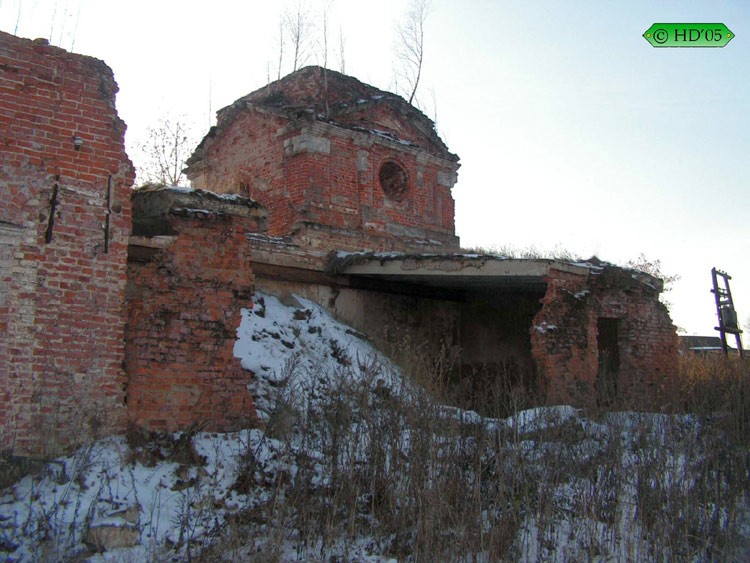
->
[[246, 233, 296, 246], [172, 207, 216, 215]]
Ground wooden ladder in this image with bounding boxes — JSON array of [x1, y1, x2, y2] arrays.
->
[[711, 267, 744, 357]]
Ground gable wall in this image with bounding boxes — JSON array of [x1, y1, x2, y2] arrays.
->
[[190, 112, 459, 251], [0, 32, 134, 455]]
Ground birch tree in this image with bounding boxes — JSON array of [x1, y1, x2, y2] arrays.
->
[[276, 18, 285, 79], [286, 0, 314, 72], [394, 0, 430, 106], [338, 26, 346, 73]]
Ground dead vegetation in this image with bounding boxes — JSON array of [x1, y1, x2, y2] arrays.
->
[[460, 243, 584, 262], [195, 351, 750, 561], [2, 351, 748, 561]]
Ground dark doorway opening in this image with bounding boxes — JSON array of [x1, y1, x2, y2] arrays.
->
[[597, 317, 620, 405], [457, 289, 545, 418]]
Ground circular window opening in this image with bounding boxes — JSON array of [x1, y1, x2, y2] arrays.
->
[[378, 161, 409, 201]]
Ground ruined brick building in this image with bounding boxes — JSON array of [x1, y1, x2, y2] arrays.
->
[[183, 65, 460, 253], [1, 33, 678, 456], [178, 65, 678, 412], [1, 32, 135, 455]]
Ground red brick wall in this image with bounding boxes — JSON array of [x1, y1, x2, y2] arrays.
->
[[300, 132, 456, 232], [0, 33, 134, 456], [530, 267, 678, 407], [190, 110, 288, 231], [189, 111, 459, 251], [125, 209, 258, 432]]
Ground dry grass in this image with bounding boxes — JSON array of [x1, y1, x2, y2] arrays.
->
[[459, 243, 583, 262], [196, 350, 750, 561], [3, 351, 748, 561]]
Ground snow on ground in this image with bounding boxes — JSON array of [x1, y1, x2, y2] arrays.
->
[[0, 293, 409, 561], [501, 405, 579, 433], [1, 292, 749, 561], [233, 292, 406, 422]]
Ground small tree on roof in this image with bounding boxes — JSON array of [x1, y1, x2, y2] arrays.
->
[[394, 0, 431, 106], [136, 114, 196, 187], [626, 253, 681, 316]]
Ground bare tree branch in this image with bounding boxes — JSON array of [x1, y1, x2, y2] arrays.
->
[[276, 17, 285, 80], [14, 1, 22, 35], [321, 0, 332, 69], [136, 115, 196, 187], [394, 0, 430, 106], [286, 0, 313, 72], [625, 253, 681, 312], [429, 86, 438, 131], [338, 25, 346, 74], [321, 1, 332, 118]]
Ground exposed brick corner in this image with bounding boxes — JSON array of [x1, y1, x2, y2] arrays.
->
[[125, 188, 267, 432]]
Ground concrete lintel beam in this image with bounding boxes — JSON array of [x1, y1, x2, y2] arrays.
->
[[132, 186, 267, 222], [283, 131, 331, 156], [128, 235, 176, 249], [341, 257, 589, 280]]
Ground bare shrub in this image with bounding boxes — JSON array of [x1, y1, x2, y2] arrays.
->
[[198, 341, 750, 561], [12, 332, 747, 560]]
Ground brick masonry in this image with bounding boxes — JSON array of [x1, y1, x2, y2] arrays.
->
[[531, 265, 678, 408], [125, 188, 266, 432], [185, 66, 460, 252], [0, 32, 134, 456]]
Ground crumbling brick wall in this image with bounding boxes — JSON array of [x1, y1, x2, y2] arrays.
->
[[531, 266, 678, 407], [125, 188, 265, 432], [186, 67, 460, 252], [0, 32, 134, 456], [190, 116, 458, 251]]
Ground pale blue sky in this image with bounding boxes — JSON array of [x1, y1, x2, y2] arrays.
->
[[2, 0, 748, 336]]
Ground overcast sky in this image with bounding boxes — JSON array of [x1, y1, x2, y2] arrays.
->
[[2, 0, 748, 338]]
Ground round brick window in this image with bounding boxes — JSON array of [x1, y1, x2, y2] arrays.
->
[[378, 161, 409, 201]]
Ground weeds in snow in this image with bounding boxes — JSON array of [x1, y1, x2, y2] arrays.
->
[[198, 343, 750, 561], [1, 295, 749, 561]]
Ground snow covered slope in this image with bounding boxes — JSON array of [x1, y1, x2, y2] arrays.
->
[[1, 292, 748, 562], [233, 292, 404, 421]]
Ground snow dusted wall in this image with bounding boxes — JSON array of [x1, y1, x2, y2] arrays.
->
[[0, 32, 134, 456], [125, 187, 266, 432], [531, 265, 678, 408]]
